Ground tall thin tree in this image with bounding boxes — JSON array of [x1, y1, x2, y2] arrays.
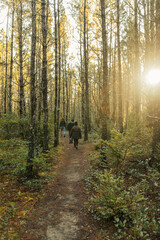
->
[[84, 0, 89, 141], [57, 0, 61, 145], [117, 0, 123, 132], [26, 0, 37, 177], [150, 0, 155, 64], [62, 44, 65, 118], [18, 0, 25, 117], [41, 0, 49, 152], [134, 0, 140, 119], [80, 22, 85, 127], [100, 0, 109, 140], [112, 35, 117, 123], [54, 0, 58, 147], [152, 0, 160, 161], [65, 49, 69, 123], [8, 1, 14, 113], [4, 10, 9, 114]]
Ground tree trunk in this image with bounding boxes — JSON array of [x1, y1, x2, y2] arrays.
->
[[8, 2, 14, 114], [84, 0, 89, 141], [150, 0, 155, 64], [143, 0, 150, 71], [117, 0, 123, 133], [4, 10, 9, 114], [68, 71, 71, 120], [112, 35, 116, 123], [57, 0, 61, 145], [151, 0, 160, 163], [80, 25, 85, 127], [37, 42, 42, 154], [62, 45, 65, 118], [134, 0, 140, 119], [41, 0, 49, 152], [125, 63, 131, 130], [97, 45, 102, 127], [100, 0, 109, 140], [18, 1, 26, 117], [86, 16, 91, 131], [1, 44, 5, 112], [27, 0, 37, 177], [65, 53, 69, 123], [54, 0, 58, 147]]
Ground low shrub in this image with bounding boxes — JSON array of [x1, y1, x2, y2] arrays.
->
[[86, 118, 159, 239], [32, 154, 52, 176], [87, 170, 146, 221], [0, 138, 28, 176], [0, 138, 52, 181], [93, 120, 152, 172], [0, 114, 30, 140], [86, 169, 160, 239]]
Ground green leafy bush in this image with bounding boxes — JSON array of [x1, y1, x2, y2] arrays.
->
[[0, 138, 51, 181], [87, 170, 146, 220], [93, 119, 152, 171], [86, 170, 160, 239], [0, 138, 28, 176], [32, 154, 51, 175], [86, 117, 160, 239], [0, 114, 30, 140]]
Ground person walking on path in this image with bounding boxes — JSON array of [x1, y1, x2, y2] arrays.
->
[[60, 117, 66, 137], [70, 121, 82, 149], [67, 119, 75, 143]]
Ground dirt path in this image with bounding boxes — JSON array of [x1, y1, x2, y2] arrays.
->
[[21, 135, 99, 240]]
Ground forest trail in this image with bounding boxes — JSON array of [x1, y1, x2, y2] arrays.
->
[[20, 135, 99, 240]]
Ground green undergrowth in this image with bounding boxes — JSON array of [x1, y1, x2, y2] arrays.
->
[[0, 114, 63, 239], [0, 114, 30, 139], [0, 113, 55, 144], [0, 139, 61, 185], [0, 137, 63, 239], [84, 120, 160, 239]]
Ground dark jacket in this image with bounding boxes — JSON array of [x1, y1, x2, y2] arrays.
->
[[70, 126, 82, 140], [67, 121, 75, 131], [60, 119, 66, 127]]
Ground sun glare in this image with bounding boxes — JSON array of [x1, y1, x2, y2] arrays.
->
[[146, 69, 160, 86]]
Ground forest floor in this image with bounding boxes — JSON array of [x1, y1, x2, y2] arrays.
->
[[19, 135, 113, 240]]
